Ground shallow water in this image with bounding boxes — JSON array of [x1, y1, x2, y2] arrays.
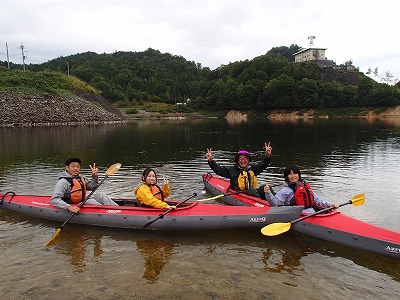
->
[[1, 119, 399, 299]]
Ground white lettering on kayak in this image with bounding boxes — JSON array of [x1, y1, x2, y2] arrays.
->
[[105, 209, 122, 213], [254, 203, 265, 207], [249, 217, 266, 223], [385, 245, 400, 254], [32, 201, 50, 206]]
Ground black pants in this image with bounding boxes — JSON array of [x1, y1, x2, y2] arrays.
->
[[243, 185, 272, 200]]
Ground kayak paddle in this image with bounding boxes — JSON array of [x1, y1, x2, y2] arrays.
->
[[45, 162, 122, 246], [261, 193, 365, 236], [196, 190, 248, 202], [143, 192, 197, 229]]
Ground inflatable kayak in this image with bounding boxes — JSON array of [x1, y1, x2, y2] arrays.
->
[[0, 191, 303, 231], [203, 173, 400, 260]]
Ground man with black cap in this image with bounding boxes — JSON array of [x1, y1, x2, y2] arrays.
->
[[206, 142, 272, 199], [51, 157, 118, 213]]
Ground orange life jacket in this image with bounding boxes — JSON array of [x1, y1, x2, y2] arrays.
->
[[63, 177, 86, 203], [151, 184, 164, 201]]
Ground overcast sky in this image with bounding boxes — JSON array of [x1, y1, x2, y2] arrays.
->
[[1, 0, 399, 81]]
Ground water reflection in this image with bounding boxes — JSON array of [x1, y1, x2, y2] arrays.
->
[[1, 119, 400, 297], [292, 232, 400, 282], [261, 246, 304, 276], [52, 230, 104, 272], [0, 124, 124, 166], [136, 239, 176, 283]]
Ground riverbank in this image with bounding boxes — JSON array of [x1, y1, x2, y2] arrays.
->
[[121, 108, 207, 120], [0, 91, 123, 127], [2, 90, 400, 127], [224, 107, 400, 124]]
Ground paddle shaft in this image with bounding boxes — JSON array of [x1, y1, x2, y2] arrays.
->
[[197, 190, 248, 202], [143, 193, 197, 229], [290, 200, 351, 224], [59, 175, 109, 229]]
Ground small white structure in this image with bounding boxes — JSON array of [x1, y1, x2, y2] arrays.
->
[[176, 98, 191, 105]]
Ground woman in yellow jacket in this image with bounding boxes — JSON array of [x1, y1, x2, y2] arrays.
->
[[134, 168, 175, 209]]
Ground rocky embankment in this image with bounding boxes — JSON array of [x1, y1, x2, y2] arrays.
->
[[0, 91, 123, 127]]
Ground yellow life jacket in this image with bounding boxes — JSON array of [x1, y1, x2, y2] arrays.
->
[[237, 170, 258, 190]]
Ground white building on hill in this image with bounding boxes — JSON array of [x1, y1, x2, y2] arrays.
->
[[293, 35, 327, 63]]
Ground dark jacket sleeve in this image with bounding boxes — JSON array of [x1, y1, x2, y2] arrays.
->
[[250, 155, 271, 175], [208, 160, 235, 178]]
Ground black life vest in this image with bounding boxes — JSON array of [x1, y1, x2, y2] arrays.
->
[[290, 182, 315, 208]]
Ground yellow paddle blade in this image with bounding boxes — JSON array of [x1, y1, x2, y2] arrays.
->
[[351, 193, 365, 206], [197, 194, 224, 202], [44, 228, 62, 246], [105, 163, 122, 176], [261, 222, 291, 236]]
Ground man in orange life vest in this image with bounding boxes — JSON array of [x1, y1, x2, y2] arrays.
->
[[51, 157, 118, 213]]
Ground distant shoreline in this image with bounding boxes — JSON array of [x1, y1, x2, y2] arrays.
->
[[2, 91, 400, 127], [224, 108, 400, 126]]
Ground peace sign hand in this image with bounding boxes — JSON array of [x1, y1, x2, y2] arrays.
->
[[89, 163, 99, 178], [265, 142, 272, 158]]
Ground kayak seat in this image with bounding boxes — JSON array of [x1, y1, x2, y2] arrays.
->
[[114, 199, 142, 207]]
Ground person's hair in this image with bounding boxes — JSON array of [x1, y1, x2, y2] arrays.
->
[[141, 168, 157, 183], [65, 157, 81, 166], [283, 165, 302, 182]]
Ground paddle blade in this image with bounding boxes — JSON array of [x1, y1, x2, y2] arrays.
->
[[261, 222, 291, 236], [44, 228, 62, 246], [105, 163, 122, 176], [351, 193, 365, 206]]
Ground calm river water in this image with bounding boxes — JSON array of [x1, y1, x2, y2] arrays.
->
[[1, 118, 399, 299]]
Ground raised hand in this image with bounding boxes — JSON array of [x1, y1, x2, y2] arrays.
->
[[206, 148, 213, 162], [89, 163, 99, 178], [265, 142, 272, 158], [163, 176, 170, 186]]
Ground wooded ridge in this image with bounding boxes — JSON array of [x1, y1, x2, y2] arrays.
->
[[1, 45, 399, 114]]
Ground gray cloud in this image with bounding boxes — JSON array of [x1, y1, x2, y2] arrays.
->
[[1, 0, 399, 80]]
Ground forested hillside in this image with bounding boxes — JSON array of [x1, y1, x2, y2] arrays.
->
[[2, 45, 399, 111]]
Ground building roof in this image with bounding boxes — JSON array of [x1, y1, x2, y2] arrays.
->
[[293, 47, 327, 56]]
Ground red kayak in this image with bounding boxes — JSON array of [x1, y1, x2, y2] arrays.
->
[[0, 191, 303, 231], [203, 173, 400, 260]]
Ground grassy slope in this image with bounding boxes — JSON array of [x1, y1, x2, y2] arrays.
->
[[0, 68, 99, 95]]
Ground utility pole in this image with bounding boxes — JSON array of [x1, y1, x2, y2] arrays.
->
[[6, 42, 10, 70], [20, 42, 26, 71]]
